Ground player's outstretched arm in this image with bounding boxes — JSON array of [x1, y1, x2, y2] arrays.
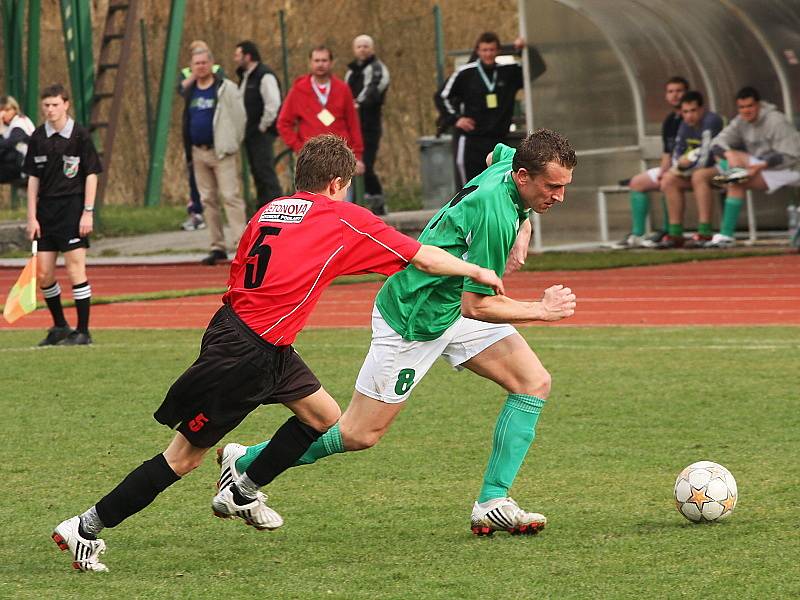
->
[[461, 284, 576, 323], [411, 245, 504, 296]]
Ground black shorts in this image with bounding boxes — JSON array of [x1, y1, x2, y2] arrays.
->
[[37, 194, 89, 252], [153, 304, 322, 448]]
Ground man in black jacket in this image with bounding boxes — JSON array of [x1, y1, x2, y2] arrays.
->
[[234, 40, 283, 212], [436, 32, 546, 189], [345, 35, 390, 215]]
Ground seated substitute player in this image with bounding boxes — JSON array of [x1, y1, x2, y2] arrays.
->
[[616, 76, 688, 248], [50, 134, 503, 573], [24, 84, 102, 346], [225, 129, 578, 536], [657, 90, 723, 249], [698, 86, 800, 248]]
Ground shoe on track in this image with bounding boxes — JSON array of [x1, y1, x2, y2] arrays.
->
[[684, 233, 712, 249], [38, 325, 72, 346], [471, 497, 547, 536], [703, 233, 736, 248], [52, 516, 108, 572], [611, 233, 645, 250], [641, 230, 666, 248], [201, 249, 227, 266], [216, 443, 246, 491], [211, 485, 283, 531], [656, 234, 685, 249]]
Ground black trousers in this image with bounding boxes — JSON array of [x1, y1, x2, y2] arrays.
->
[[245, 132, 282, 211], [452, 133, 500, 189], [362, 126, 383, 197]]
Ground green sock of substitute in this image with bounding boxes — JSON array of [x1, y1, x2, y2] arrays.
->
[[698, 222, 712, 236], [668, 223, 683, 237], [478, 394, 546, 503], [630, 192, 649, 236], [235, 423, 345, 473], [720, 197, 743, 237], [661, 197, 669, 232]]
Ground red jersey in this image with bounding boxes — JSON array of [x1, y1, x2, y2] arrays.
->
[[224, 192, 421, 345], [276, 75, 364, 158]]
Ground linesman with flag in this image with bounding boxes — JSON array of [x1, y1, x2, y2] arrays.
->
[[24, 84, 102, 345]]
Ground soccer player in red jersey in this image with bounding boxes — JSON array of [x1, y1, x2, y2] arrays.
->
[[50, 134, 504, 572]]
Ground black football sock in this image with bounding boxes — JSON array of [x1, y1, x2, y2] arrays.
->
[[41, 282, 68, 327], [244, 416, 324, 488], [72, 281, 91, 333], [95, 454, 180, 528]]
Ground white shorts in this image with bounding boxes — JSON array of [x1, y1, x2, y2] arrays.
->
[[746, 157, 800, 193], [715, 157, 800, 192], [646, 167, 663, 184], [355, 306, 517, 404]]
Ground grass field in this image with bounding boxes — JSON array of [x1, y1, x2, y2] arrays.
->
[[1, 327, 798, 599]]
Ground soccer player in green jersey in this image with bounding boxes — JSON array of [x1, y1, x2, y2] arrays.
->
[[221, 128, 578, 535]]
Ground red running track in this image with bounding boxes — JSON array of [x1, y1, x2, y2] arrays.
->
[[2, 255, 798, 330]]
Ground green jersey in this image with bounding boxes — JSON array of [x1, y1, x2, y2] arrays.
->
[[375, 143, 529, 341]]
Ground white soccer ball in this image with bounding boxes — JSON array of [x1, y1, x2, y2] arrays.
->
[[674, 461, 737, 523]]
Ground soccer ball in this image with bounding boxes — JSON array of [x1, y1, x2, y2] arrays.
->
[[674, 461, 737, 523]]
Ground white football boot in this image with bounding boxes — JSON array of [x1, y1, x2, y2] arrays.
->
[[52, 516, 108, 572], [211, 485, 283, 531], [216, 443, 247, 491], [703, 233, 736, 249], [470, 497, 547, 536]]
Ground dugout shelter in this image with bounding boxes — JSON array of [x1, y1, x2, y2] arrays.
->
[[517, 0, 800, 249]]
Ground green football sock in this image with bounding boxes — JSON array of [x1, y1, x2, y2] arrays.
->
[[478, 394, 546, 503], [660, 197, 669, 232], [236, 441, 269, 473], [720, 196, 743, 237], [698, 222, 712, 236], [630, 192, 649, 236], [668, 223, 683, 237], [235, 423, 345, 473]]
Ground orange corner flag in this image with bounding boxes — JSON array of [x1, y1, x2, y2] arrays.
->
[[3, 241, 38, 324]]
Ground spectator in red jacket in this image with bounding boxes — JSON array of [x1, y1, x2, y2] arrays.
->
[[277, 46, 365, 176]]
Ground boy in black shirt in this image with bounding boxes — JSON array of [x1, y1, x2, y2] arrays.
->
[[24, 84, 102, 346]]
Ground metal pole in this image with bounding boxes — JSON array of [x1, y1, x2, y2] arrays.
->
[[517, 0, 542, 251], [144, 0, 186, 207], [1, 3, 12, 94], [433, 4, 445, 88], [139, 18, 154, 151], [74, 0, 93, 125], [2, 0, 25, 100], [3, 1, 25, 209], [25, 0, 41, 118], [241, 147, 253, 212], [59, 0, 83, 122], [13, 0, 25, 100], [279, 10, 290, 92], [278, 9, 295, 182]]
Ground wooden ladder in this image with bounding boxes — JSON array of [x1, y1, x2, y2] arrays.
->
[[89, 0, 139, 204]]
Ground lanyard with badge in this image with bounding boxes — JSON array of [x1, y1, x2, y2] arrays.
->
[[312, 78, 336, 126], [477, 62, 498, 109]]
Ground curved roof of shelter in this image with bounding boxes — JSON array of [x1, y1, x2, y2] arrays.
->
[[550, 0, 798, 125]]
